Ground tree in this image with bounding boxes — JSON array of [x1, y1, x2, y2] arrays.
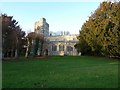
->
[[1, 14, 26, 58], [75, 1, 120, 58], [25, 32, 45, 57]]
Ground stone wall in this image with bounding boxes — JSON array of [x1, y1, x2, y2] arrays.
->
[[45, 34, 79, 56]]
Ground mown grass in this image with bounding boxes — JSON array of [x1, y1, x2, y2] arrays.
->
[[2, 56, 119, 88]]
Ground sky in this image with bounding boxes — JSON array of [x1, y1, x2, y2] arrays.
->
[[0, 1, 102, 34]]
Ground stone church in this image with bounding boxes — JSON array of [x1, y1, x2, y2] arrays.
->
[[34, 17, 79, 56]]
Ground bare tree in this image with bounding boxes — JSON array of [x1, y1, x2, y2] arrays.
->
[[25, 32, 45, 57]]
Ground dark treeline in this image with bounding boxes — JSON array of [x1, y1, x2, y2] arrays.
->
[[75, 1, 120, 58], [1, 14, 46, 59], [2, 14, 26, 58]]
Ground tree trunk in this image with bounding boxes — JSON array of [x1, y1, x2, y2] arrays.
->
[[15, 49, 18, 58], [40, 42, 43, 56], [25, 38, 30, 58]]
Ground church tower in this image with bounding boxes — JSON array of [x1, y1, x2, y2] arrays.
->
[[34, 17, 49, 36]]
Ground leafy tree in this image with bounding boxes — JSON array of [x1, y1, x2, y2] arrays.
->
[[75, 1, 120, 58]]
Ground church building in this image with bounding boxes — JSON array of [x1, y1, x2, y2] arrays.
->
[[34, 17, 79, 56]]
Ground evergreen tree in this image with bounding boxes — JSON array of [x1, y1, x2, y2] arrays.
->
[[1, 14, 26, 58], [75, 1, 120, 58]]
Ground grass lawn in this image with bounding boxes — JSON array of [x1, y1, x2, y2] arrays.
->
[[2, 56, 119, 88]]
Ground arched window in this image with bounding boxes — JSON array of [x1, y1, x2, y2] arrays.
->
[[52, 44, 57, 51], [67, 46, 73, 51], [59, 45, 64, 51]]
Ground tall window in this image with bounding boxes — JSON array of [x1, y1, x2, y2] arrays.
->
[[59, 45, 64, 51], [52, 45, 57, 51], [67, 46, 73, 51]]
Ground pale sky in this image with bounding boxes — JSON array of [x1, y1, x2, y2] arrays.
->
[[0, 1, 102, 34]]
